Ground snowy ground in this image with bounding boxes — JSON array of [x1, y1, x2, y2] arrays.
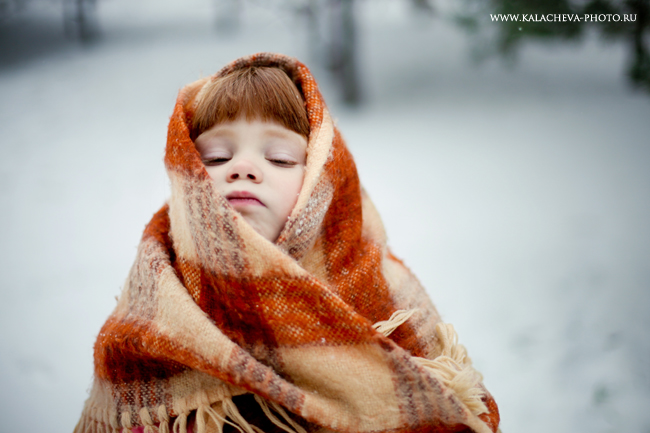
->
[[1, 1, 649, 432]]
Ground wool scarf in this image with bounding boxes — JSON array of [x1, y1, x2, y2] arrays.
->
[[75, 53, 500, 433]]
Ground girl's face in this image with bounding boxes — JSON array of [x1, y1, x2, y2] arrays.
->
[[194, 118, 308, 242]]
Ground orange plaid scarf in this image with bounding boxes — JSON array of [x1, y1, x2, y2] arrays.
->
[[75, 53, 499, 433]]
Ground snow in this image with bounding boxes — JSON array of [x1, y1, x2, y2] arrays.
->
[[0, 1, 649, 432]]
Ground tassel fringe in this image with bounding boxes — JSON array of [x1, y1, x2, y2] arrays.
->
[[372, 312, 488, 418], [372, 309, 418, 337], [413, 323, 488, 417], [254, 395, 307, 433], [78, 394, 304, 433], [140, 407, 156, 433], [120, 412, 133, 433], [172, 411, 188, 433], [221, 398, 255, 433], [158, 405, 170, 433]]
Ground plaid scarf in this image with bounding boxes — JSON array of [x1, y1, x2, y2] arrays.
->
[[75, 53, 500, 433]]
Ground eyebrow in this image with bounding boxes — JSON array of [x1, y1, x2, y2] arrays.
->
[[264, 128, 294, 138], [203, 128, 236, 138]]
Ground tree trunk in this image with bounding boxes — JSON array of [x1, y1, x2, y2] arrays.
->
[[329, 0, 361, 105]]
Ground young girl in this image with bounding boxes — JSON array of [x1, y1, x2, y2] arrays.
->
[[75, 53, 500, 433]]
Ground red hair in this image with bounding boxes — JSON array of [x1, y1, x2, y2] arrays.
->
[[192, 67, 309, 140]]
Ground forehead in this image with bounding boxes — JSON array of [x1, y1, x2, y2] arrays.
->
[[210, 119, 294, 135], [195, 119, 308, 151]]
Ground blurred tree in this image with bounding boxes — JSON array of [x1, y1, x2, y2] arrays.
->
[[296, 0, 361, 105], [583, 0, 650, 91], [0, 0, 25, 23], [0, 0, 98, 41], [328, 0, 360, 105], [318, 0, 435, 105], [212, 0, 436, 105], [63, 0, 99, 42], [456, 0, 650, 92], [411, 0, 435, 15]]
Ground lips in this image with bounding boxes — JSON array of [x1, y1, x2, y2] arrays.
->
[[225, 191, 265, 207]]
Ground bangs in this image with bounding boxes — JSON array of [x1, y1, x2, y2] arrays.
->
[[192, 67, 309, 139]]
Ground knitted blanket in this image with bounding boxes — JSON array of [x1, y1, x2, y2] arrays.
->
[[75, 53, 500, 433]]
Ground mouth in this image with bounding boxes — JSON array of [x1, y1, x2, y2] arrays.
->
[[225, 191, 265, 207]]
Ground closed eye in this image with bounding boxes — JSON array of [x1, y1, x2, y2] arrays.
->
[[268, 158, 298, 167], [203, 157, 230, 166]]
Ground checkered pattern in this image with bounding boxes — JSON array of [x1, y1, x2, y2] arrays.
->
[[74, 53, 500, 433]]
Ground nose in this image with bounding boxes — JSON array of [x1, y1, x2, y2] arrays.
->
[[226, 159, 263, 183]]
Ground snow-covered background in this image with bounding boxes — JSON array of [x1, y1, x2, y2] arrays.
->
[[1, 1, 649, 432]]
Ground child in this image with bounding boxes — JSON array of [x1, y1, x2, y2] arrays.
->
[[75, 53, 500, 433]]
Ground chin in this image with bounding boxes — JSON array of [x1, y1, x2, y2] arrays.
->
[[240, 217, 276, 242]]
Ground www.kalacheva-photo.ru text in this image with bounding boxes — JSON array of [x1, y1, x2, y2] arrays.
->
[[490, 13, 637, 22]]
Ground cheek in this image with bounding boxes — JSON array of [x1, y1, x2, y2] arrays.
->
[[205, 166, 226, 185], [276, 170, 305, 212]]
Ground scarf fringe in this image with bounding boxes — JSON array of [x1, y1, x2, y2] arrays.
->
[[75, 402, 120, 433], [140, 407, 155, 433], [120, 412, 133, 433], [253, 395, 308, 433], [77, 394, 308, 433], [372, 309, 418, 337], [221, 398, 258, 433], [158, 406, 171, 433], [172, 411, 188, 433], [373, 311, 488, 418], [413, 323, 488, 417]]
